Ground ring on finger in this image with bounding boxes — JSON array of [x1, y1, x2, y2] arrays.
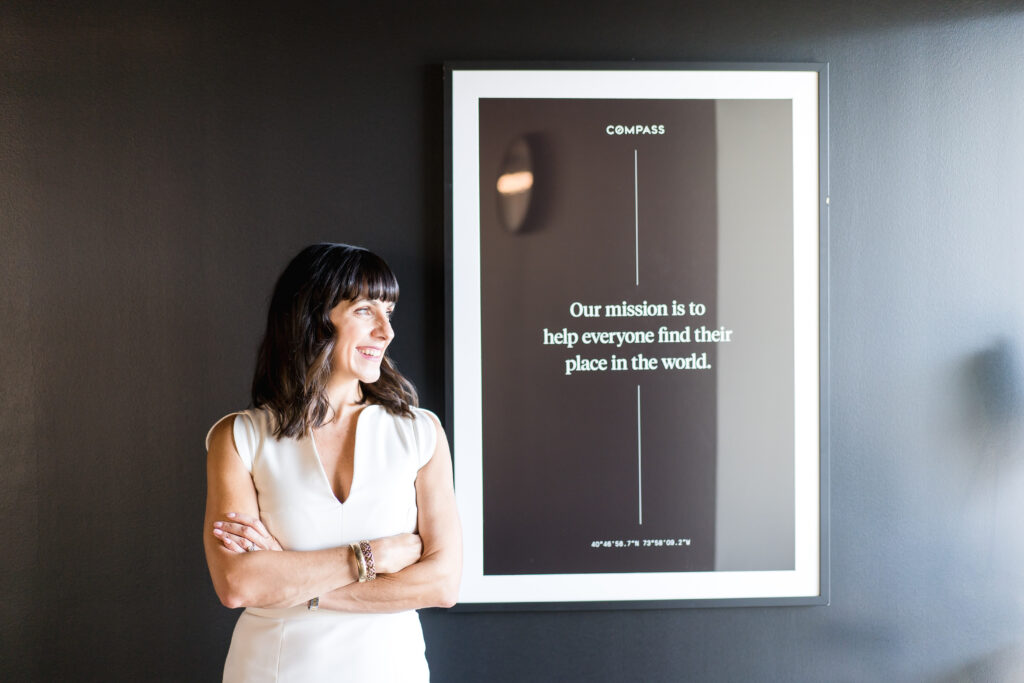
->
[[247, 543, 258, 552]]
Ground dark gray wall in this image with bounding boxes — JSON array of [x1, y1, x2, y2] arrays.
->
[[4, 2, 1024, 681]]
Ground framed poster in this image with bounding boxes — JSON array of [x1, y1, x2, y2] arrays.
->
[[445, 63, 829, 608]]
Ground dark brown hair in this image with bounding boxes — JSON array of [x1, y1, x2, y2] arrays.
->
[[251, 243, 418, 438]]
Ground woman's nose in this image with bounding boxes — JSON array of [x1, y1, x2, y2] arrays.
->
[[375, 314, 394, 341]]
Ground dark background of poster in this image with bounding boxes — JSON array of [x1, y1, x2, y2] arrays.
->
[[6, 2, 1024, 681], [478, 99, 717, 574]]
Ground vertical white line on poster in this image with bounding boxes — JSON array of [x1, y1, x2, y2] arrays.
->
[[637, 383, 643, 525], [634, 149, 639, 286]]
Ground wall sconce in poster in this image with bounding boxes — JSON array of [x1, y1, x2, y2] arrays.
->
[[446, 63, 829, 607]]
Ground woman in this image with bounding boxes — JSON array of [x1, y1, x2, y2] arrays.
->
[[203, 243, 461, 682]]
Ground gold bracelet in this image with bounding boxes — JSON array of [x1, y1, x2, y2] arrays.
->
[[351, 542, 368, 582]]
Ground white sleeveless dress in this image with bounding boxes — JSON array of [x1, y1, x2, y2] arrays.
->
[[205, 404, 437, 682]]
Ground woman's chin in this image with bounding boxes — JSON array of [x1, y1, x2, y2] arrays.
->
[[359, 369, 383, 385]]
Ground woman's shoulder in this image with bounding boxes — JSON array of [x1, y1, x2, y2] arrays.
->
[[204, 408, 278, 473], [409, 405, 440, 425], [205, 408, 273, 445], [364, 404, 441, 468], [363, 403, 439, 429]]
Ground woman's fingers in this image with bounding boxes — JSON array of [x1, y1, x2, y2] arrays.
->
[[224, 512, 281, 549], [213, 526, 255, 549], [225, 511, 266, 532], [247, 518, 279, 548], [223, 512, 268, 537], [212, 513, 281, 551], [212, 528, 252, 553], [214, 521, 263, 545]]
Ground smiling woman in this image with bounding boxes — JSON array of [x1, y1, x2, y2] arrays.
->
[[203, 243, 461, 682], [328, 297, 395, 387]]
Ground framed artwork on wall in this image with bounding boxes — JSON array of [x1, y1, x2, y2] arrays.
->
[[445, 62, 829, 608]]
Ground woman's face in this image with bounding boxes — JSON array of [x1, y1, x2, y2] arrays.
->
[[328, 296, 395, 386]]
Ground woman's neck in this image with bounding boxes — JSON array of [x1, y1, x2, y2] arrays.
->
[[321, 378, 362, 426]]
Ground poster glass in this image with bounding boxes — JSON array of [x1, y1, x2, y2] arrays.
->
[[447, 64, 828, 606]]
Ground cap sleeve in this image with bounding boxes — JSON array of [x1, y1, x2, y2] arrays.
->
[[412, 408, 440, 469], [205, 411, 258, 473]]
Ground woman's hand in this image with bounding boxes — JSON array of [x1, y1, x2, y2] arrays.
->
[[369, 533, 422, 574], [212, 512, 283, 553]]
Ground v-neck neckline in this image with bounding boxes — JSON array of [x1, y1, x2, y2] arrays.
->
[[308, 404, 373, 506]]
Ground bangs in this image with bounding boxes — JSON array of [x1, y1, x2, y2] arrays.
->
[[336, 249, 400, 303]]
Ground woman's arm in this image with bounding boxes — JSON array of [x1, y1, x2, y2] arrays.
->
[[317, 414, 462, 613], [203, 417, 419, 609]]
